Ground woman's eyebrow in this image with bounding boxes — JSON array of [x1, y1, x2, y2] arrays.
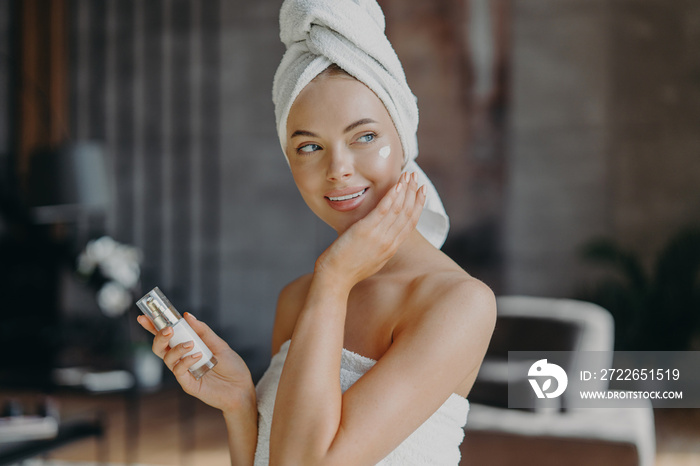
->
[[290, 129, 318, 138], [291, 118, 377, 139], [344, 118, 377, 133]]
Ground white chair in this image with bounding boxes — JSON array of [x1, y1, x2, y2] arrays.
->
[[460, 296, 656, 466]]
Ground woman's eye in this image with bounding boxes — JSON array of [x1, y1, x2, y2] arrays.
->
[[357, 133, 375, 143], [297, 143, 321, 154]]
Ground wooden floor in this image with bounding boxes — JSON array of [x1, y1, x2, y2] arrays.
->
[[655, 408, 700, 466], [3, 388, 700, 465], [2, 388, 230, 466]]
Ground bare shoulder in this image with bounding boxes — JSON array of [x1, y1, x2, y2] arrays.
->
[[271, 273, 314, 355], [388, 257, 497, 396], [395, 260, 497, 349]]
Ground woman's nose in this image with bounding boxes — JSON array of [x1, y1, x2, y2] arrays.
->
[[326, 146, 354, 181]]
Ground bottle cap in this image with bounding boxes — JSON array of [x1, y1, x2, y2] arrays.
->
[[136, 287, 182, 331]]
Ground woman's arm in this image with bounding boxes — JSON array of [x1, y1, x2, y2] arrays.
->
[[272, 271, 495, 466], [139, 313, 259, 465], [270, 173, 422, 462], [332, 278, 495, 464], [271, 272, 351, 460], [268, 173, 497, 465], [223, 396, 259, 465]]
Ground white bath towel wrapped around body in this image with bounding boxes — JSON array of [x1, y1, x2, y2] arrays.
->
[[254, 340, 470, 465]]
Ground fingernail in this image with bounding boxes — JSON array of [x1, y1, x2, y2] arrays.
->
[[163, 328, 173, 336], [420, 185, 427, 195], [192, 352, 203, 359], [403, 172, 410, 182], [183, 341, 194, 349], [186, 312, 197, 320], [395, 182, 403, 192], [412, 172, 418, 182]]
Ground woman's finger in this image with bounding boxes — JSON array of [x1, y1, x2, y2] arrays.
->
[[163, 341, 195, 370], [151, 327, 174, 359], [390, 172, 410, 216], [395, 183, 426, 241], [365, 172, 408, 227], [399, 172, 419, 217], [387, 172, 420, 236], [183, 313, 228, 353], [371, 175, 401, 218], [172, 352, 204, 378], [137, 315, 157, 336]]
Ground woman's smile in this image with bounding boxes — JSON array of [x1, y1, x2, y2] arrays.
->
[[324, 186, 369, 211]]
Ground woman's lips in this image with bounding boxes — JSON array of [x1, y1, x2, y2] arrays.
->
[[324, 187, 368, 211]]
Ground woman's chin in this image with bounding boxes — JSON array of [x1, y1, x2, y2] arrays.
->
[[325, 215, 360, 235], [322, 208, 371, 234]]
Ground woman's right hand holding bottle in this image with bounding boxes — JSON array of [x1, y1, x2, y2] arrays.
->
[[137, 313, 256, 414]]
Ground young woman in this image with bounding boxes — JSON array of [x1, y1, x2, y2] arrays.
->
[[138, 1, 496, 464]]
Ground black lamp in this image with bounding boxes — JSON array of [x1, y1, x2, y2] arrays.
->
[[25, 142, 111, 225]]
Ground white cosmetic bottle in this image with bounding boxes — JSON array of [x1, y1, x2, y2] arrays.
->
[[136, 287, 217, 380]]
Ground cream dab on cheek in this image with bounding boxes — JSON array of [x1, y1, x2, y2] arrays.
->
[[378, 145, 391, 159]]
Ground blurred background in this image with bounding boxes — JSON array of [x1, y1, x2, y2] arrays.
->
[[0, 0, 699, 465]]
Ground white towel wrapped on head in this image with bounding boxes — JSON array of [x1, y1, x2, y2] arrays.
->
[[272, 0, 450, 248]]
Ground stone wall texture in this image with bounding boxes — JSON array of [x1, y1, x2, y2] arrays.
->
[[504, 0, 700, 297]]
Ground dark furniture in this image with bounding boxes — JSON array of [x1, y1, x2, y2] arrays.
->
[[0, 418, 106, 465]]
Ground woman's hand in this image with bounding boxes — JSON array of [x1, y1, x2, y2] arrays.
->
[[315, 171, 426, 290], [137, 313, 256, 414]]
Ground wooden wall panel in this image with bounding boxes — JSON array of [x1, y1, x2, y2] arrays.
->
[[18, 0, 69, 183]]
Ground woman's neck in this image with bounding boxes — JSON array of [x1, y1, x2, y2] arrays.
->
[[376, 229, 434, 277]]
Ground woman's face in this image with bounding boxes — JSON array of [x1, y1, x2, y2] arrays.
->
[[285, 74, 404, 233]]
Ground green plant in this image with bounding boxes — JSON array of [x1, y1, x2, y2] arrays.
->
[[578, 226, 700, 351]]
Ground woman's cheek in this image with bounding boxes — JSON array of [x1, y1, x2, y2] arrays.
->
[[378, 145, 391, 160], [360, 143, 399, 175]]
